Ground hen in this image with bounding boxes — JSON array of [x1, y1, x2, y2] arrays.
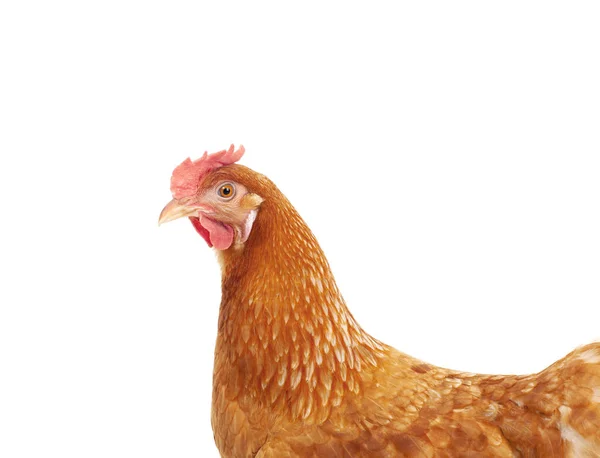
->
[[159, 145, 600, 457]]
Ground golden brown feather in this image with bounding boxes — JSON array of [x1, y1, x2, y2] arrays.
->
[[161, 153, 600, 458]]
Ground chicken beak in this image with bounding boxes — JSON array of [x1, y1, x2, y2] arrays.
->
[[158, 198, 199, 225]]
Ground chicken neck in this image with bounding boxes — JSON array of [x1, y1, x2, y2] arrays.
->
[[213, 190, 386, 423]]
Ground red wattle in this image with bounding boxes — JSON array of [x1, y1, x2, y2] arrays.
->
[[189, 216, 234, 250], [189, 217, 212, 247]]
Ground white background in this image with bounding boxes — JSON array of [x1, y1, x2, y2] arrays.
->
[[1, 2, 599, 457]]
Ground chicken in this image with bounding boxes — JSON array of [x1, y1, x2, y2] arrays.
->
[[159, 145, 600, 457]]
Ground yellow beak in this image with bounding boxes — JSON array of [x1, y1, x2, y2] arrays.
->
[[158, 199, 199, 225]]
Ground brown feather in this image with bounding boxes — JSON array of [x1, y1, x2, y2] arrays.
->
[[182, 164, 600, 457]]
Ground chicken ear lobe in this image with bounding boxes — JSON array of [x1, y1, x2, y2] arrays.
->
[[240, 193, 264, 210], [239, 193, 263, 244]]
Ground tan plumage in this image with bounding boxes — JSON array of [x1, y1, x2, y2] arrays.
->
[[160, 147, 600, 457]]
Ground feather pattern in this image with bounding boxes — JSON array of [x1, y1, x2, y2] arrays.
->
[[162, 151, 600, 457]]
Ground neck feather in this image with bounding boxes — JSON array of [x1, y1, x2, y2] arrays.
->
[[213, 187, 386, 423]]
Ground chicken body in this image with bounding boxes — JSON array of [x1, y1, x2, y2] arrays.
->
[[161, 148, 600, 457]]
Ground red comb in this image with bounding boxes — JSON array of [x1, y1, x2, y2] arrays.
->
[[170, 144, 245, 199]]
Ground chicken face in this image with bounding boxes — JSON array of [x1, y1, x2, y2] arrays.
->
[[160, 180, 263, 250], [158, 145, 263, 250]]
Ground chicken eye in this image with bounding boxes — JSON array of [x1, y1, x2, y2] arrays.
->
[[217, 183, 235, 199]]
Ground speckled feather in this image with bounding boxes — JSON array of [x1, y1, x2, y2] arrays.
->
[[174, 160, 600, 457]]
